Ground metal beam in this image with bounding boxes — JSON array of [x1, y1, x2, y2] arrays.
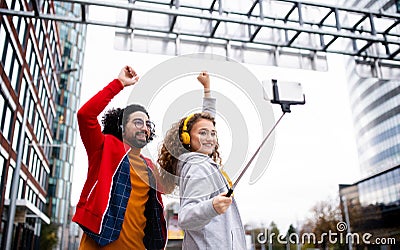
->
[[1, 0, 399, 61], [81, 4, 86, 23]]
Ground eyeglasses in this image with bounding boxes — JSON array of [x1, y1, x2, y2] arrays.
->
[[132, 118, 155, 131], [198, 129, 217, 138]]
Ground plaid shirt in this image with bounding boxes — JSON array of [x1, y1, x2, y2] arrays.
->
[[81, 156, 166, 249]]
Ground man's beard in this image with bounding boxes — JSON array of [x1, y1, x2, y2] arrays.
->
[[127, 132, 148, 148]]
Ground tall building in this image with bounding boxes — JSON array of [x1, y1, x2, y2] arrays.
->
[[340, 0, 400, 178], [338, 0, 400, 245], [0, 0, 61, 248], [0, 0, 84, 249], [50, 2, 86, 249]]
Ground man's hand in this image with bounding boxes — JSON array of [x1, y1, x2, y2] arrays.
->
[[212, 192, 232, 215], [118, 65, 139, 87]]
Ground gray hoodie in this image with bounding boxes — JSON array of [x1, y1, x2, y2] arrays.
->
[[177, 152, 247, 250]]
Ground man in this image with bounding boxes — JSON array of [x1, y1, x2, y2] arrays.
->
[[72, 66, 215, 249]]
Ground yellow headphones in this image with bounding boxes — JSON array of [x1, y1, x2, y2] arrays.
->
[[181, 114, 195, 145]]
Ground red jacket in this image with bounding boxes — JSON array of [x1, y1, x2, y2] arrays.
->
[[72, 79, 166, 248]]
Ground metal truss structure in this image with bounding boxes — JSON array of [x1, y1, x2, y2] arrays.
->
[[1, 0, 400, 71]]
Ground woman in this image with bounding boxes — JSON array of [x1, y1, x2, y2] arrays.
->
[[158, 88, 246, 250]]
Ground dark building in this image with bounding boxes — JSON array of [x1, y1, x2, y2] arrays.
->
[[339, 166, 400, 243]]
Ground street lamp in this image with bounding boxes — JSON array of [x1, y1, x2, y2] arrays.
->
[[5, 68, 77, 250]]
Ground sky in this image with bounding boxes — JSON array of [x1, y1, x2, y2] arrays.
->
[[71, 21, 361, 233]]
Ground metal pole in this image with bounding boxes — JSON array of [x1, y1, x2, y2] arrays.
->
[[5, 91, 30, 250], [226, 112, 286, 197], [342, 196, 352, 250], [60, 152, 71, 250]]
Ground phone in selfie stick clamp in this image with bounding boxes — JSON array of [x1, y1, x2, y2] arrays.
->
[[226, 79, 306, 197]]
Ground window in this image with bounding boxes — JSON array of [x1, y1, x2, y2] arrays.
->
[[33, 152, 39, 178], [64, 162, 70, 180], [33, 113, 39, 136], [43, 0, 49, 15], [0, 91, 5, 122], [59, 124, 65, 141], [68, 146, 75, 164], [27, 147, 34, 173], [61, 144, 67, 161], [28, 97, 35, 125], [38, 29, 44, 54], [34, 155, 41, 180], [48, 177, 56, 197], [25, 39, 32, 65], [11, 59, 21, 92], [17, 177, 24, 199], [0, 22, 7, 60], [5, 166, 14, 199], [55, 160, 61, 178], [3, 43, 13, 77], [12, 119, 21, 151], [29, 52, 36, 76], [39, 127, 45, 146], [18, 18, 27, 46], [0, 154, 6, 198], [39, 166, 46, 188], [39, 84, 45, 105], [63, 92, 69, 106], [68, 127, 73, 145], [19, 78, 27, 105], [5, 0, 13, 9], [1, 105, 13, 141], [34, 19, 41, 38]]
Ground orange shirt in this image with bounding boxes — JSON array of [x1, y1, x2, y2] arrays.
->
[[79, 148, 150, 249]]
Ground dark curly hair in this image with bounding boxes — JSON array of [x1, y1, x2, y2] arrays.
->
[[157, 112, 222, 192], [101, 104, 155, 142]]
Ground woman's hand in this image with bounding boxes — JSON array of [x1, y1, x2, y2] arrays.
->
[[197, 71, 210, 90], [118, 65, 139, 87], [212, 192, 232, 214]]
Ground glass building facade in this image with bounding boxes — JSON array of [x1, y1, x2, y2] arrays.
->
[[339, 166, 400, 241], [338, 0, 400, 178], [0, 0, 85, 249], [338, 0, 400, 246], [51, 2, 85, 249]]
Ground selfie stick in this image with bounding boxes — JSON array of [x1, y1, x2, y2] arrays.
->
[[226, 79, 305, 197]]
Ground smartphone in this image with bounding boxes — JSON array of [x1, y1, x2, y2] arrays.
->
[[263, 80, 304, 102]]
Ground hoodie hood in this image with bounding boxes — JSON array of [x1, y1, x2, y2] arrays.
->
[[176, 152, 218, 185]]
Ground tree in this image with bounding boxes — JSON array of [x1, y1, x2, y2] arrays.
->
[[40, 222, 58, 250], [269, 221, 285, 250], [299, 198, 346, 250], [286, 224, 298, 250]]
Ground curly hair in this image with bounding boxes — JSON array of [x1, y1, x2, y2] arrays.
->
[[157, 112, 222, 191], [102, 108, 124, 141], [101, 104, 155, 142]]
